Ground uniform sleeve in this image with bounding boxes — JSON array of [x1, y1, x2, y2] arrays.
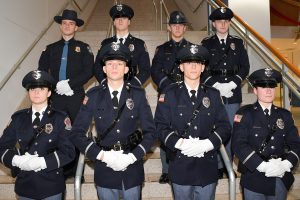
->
[[131, 42, 151, 86], [131, 90, 156, 159], [151, 47, 173, 90], [93, 45, 106, 84], [69, 95, 102, 162], [68, 44, 94, 88], [44, 116, 75, 171], [283, 111, 300, 168], [0, 119, 19, 169], [232, 110, 264, 172], [38, 47, 50, 72]]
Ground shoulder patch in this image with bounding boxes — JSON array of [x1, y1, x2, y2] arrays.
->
[[158, 94, 165, 102], [83, 96, 89, 105]]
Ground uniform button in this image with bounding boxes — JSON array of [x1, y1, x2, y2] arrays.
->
[[271, 146, 275, 149], [255, 134, 258, 137], [208, 113, 210, 116], [222, 48, 225, 51], [99, 116, 102, 119], [116, 129, 120, 133], [56, 172, 59, 174], [194, 126, 197, 130], [34, 151, 38, 155], [18, 139, 21, 142], [117, 119, 120, 122], [35, 142, 38, 145], [225, 78, 227, 81], [283, 134, 285, 137], [131, 115, 134, 119], [179, 113, 183, 116], [49, 139, 52, 143], [224, 63, 226, 65], [212, 54, 215, 56], [271, 136, 274, 140]]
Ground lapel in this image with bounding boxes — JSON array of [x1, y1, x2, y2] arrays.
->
[[119, 84, 130, 108], [253, 102, 271, 128]]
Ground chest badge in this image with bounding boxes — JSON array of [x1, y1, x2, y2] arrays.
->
[[202, 97, 210, 108], [126, 98, 134, 110], [45, 123, 53, 134], [276, 118, 284, 129], [75, 46, 81, 52], [230, 43, 235, 50], [129, 44, 135, 52]]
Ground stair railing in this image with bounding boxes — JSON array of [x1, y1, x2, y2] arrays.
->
[[160, 0, 170, 40]]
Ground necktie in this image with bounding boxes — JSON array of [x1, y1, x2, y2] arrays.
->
[[32, 112, 40, 128], [112, 91, 119, 110], [190, 90, 197, 106], [264, 108, 270, 117], [59, 41, 69, 80], [119, 38, 124, 44], [220, 39, 226, 46]]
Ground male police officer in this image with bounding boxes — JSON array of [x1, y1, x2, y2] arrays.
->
[[94, 4, 150, 87], [151, 11, 190, 183], [0, 70, 75, 200], [70, 42, 156, 200], [232, 68, 300, 200], [154, 44, 231, 199], [38, 9, 94, 179], [201, 7, 250, 177]]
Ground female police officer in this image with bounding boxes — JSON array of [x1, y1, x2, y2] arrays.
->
[[232, 68, 300, 200], [0, 70, 75, 200]]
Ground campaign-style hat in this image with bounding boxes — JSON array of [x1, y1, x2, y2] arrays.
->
[[248, 68, 282, 88], [99, 42, 131, 66], [168, 11, 188, 24], [109, 4, 134, 20], [22, 70, 56, 90], [209, 7, 234, 21], [54, 9, 84, 27], [176, 44, 209, 64]]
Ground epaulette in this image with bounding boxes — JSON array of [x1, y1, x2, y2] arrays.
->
[[202, 36, 211, 41], [201, 83, 218, 91], [162, 82, 179, 93], [12, 108, 30, 117], [86, 85, 102, 95], [238, 104, 253, 113], [126, 83, 143, 91]]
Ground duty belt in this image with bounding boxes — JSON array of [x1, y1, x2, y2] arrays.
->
[[100, 142, 130, 151], [210, 69, 237, 77]]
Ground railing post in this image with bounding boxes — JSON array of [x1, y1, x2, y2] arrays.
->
[[160, 0, 163, 30], [282, 64, 291, 110], [207, 2, 213, 35], [74, 153, 85, 200]]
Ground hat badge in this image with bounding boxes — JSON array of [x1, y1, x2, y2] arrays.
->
[[190, 45, 198, 55], [32, 70, 42, 80], [117, 4, 123, 11], [264, 68, 273, 77], [176, 14, 180, 19], [220, 7, 226, 13], [111, 42, 120, 51]]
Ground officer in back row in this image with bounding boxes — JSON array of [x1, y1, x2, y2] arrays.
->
[[201, 7, 250, 177], [0, 70, 75, 200], [232, 68, 300, 200], [94, 4, 151, 87], [151, 11, 191, 184], [70, 42, 156, 200], [154, 44, 231, 199]]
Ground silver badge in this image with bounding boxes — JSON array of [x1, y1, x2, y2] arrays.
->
[[265, 68, 273, 77], [202, 97, 210, 108], [45, 123, 53, 134], [126, 98, 134, 110], [190, 45, 198, 55], [276, 118, 284, 129], [129, 44, 135, 52], [117, 5, 123, 11], [176, 14, 180, 19], [230, 43, 235, 50], [32, 70, 42, 80], [220, 7, 226, 13], [111, 42, 120, 51]]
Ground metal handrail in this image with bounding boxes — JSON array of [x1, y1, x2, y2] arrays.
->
[[160, 0, 170, 40], [152, 0, 158, 30]]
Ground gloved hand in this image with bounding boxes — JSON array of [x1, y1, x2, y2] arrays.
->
[[224, 91, 233, 98], [228, 81, 237, 90], [100, 150, 123, 168], [109, 153, 137, 171], [265, 159, 292, 177], [175, 138, 194, 151], [213, 82, 231, 97], [19, 156, 47, 171], [12, 153, 38, 168], [181, 137, 214, 157], [56, 79, 74, 96], [256, 161, 268, 173]]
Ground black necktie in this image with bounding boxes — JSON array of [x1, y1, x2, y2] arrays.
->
[[264, 108, 270, 117], [119, 38, 124, 44], [220, 39, 225, 46], [190, 90, 197, 106], [112, 91, 119, 110], [32, 112, 40, 128]]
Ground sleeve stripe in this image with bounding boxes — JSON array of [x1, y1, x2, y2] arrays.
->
[[242, 151, 255, 164], [164, 131, 174, 144], [138, 144, 146, 154], [1, 149, 9, 164], [85, 142, 94, 155], [236, 75, 242, 81], [158, 76, 168, 88], [134, 76, 142, 85], [289, 151, 299, 162], [214, 131, 222, 143], [54, 151, 60, 168], [203, 76, 212, 84]]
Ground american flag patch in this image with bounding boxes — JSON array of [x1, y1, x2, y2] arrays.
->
[[234, 114, 243, 123], [158, 94, 165, 102]]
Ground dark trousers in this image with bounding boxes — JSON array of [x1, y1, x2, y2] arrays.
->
[[172, 182, 217, 200]]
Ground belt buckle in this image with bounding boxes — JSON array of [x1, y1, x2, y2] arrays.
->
[[113, 143, 122, 151]]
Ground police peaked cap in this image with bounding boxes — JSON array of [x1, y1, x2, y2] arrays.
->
[[54, 9, 84, 27], [169, 11, 188, 24], [248, 68, 282, 88], [22, 70, 56, 90], [176, 44, 209, 64], [99, 42, 131, 66], [209, 7, 233, 21], [110, 4, 134, 20]]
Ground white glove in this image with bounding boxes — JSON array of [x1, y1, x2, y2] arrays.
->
[[175, 138, 194, 151], [109, 153, 137, 171], [257, 161, 268, 173], [213, 82, 230, 97], [56, 79, 74, 96], [19, 156, 47, 171], [265, 159, 292, 177], [228, 81, 237, 90], [12, 153, 38, 167], [181, 137, 214, 157], [224, 91, 233, 98], [100, 150, 123, 168]]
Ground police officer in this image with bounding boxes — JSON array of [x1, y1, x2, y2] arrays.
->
[[70, 42, 156, 200], [232, 68, 300, 200], [38, 9, 94, 179], [94, 4, 150, 87], [0, 70, 75, 200], [154, 44, 231, 200], [151, 11, 191, 183], [201, 7, 250, 177]]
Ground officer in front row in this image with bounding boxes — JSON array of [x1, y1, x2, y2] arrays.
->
[[154, 44, 231, 200], [232, 68, 300, 200], [70, 42, 156, 200], [0, 70, 75, 200]]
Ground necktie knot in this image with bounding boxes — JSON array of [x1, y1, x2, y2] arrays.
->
[[264, 108, 269, 117], [112, 91, 119, 109], [220, 39, 225, 46], [33, 112, 41, 128], [35, 112, 40, 118], [119, 38, 124, 44], [112, 91, 119, 97], [190, 90, 197, 105], [64, 41, 69, 45]]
